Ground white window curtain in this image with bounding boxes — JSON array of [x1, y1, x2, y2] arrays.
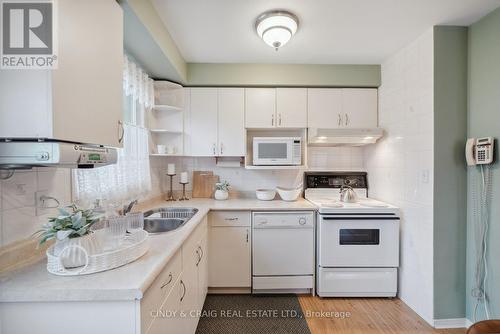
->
[[73, 56, 153, 205], [123, 55, 154, 109]]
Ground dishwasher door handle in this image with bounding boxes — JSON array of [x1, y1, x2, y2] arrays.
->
[[253, 225, 313, 229]]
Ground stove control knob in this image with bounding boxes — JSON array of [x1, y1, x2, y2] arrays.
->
[[299, 217, 306, 225]]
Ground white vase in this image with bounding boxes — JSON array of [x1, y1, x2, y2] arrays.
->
[[53, 232, 101, 268], [214, 190, 229, 200]]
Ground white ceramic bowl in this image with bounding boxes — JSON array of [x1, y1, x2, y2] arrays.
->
[[276, 186, 302, 202], [255, 189, 276, 201]]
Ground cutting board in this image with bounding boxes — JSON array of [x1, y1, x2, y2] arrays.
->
[[192, 171, 220, 198]]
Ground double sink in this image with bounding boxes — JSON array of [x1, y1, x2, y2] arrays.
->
[[143, 207, 198, 234]]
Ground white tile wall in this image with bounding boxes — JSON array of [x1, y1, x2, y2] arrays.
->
[[0, 168, 72, 248], [149, 147, 364, 196], [0, 144, 362, 247], [363, 29, 434, 324]]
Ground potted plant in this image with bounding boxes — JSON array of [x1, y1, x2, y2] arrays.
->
[[214, 181, 230, 200], [34, 204, 104, 268]]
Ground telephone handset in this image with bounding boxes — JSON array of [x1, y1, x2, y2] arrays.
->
[[466, 137, 494, 166]]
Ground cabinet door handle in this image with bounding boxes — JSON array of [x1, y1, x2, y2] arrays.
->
[[337, 114, 342, 126], [220, 142, 223, 155], [212, 143, 216, 155], [195, 248, 201, 266], [279, 113, 282, 126], [180, 280, 186, 301], [118, 121, 124, 143], [246, 229, 249, 243], [271, 113, 274, 126], [345, 113, 349, 126], [160, 273, 173, 289], [224, 217, 238, 221], [198, 246, 204, 260]]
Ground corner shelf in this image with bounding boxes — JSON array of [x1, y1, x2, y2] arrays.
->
[[147, 80, 186, 156]]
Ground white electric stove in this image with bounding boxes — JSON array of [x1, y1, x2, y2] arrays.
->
[[304, 172, 400, 297]]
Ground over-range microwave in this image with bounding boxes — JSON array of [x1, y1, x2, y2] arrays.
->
[[253, 137, 302, 166]]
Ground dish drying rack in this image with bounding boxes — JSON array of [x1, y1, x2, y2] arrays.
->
[[46, 230, 149, 276]]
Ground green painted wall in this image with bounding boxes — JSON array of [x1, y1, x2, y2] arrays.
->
[[433, 26, 468, 320], [119, 0, 187, 83], [466, 7, 500, 322], [121, 1, 185, 83], [187, 63, 381, 87]]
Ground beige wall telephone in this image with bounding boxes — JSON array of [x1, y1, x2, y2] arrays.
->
[[466, 137, 494, 166]]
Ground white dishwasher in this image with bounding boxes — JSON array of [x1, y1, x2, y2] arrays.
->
[[252, 211, 315, 294]]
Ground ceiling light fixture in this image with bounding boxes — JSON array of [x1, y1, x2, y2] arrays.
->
[[255, 10, 299, 50]]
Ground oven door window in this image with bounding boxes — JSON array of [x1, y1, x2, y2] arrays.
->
[[258, 143, 288, 159], [339, 229, 380, 245]]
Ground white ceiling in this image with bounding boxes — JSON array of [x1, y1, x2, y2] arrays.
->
[[152, 0, 500, 64]]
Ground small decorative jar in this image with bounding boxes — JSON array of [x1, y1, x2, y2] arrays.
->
[[214, 181, 230, 201], [214, 189, 229, 200]]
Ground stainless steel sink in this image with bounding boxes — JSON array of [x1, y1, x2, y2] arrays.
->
[[143, 207, 198, 234]]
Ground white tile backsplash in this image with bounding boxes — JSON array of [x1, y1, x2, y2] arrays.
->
[[0, 168, 72, 247], [1, 206, 38, 246], [1, 170, 37, 210], [149, 147, 364, 196], [363, 28, 434, 324]]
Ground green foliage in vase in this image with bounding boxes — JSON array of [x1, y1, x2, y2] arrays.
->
[[215, 181, 230, 192], [33, 204, 103, 245]]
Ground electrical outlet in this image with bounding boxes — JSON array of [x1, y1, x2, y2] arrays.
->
[[35, 190, 47, 216], [15, 183, 27, 195]]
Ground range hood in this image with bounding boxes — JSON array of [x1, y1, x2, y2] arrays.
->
[[0, 140, 117, 169], [308, 128, 384, 146]]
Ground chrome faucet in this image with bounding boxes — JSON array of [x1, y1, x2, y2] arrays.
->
[[123, 199, 138, 215]]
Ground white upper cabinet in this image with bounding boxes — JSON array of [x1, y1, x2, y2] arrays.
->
[[189, 88, 218, 156], [218, 88, 245, 156], [245, 88, 307, 128], [245, 88, 276, 128], [187, 88, 245, 157], [307, 88, 342, 128], [341, 88, 378, 128], [0, 0, 124, 148], [276, 88, 307, 128], [307, 88, 378, 129]]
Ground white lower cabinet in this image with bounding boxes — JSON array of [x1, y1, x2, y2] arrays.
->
[[208, 211, 251, 288], [142, 217, 208, 334], [146, 276, 183, 334], [141, 249, 182, 333], [180, 217, 207, 334], [197, 235, 209, 308], [0, 215, 214, 334]]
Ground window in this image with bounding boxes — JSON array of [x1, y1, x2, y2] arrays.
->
[[73, 56, 154, 206]]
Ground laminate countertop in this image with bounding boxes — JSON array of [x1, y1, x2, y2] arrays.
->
[[0, 197, 317, 303]]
